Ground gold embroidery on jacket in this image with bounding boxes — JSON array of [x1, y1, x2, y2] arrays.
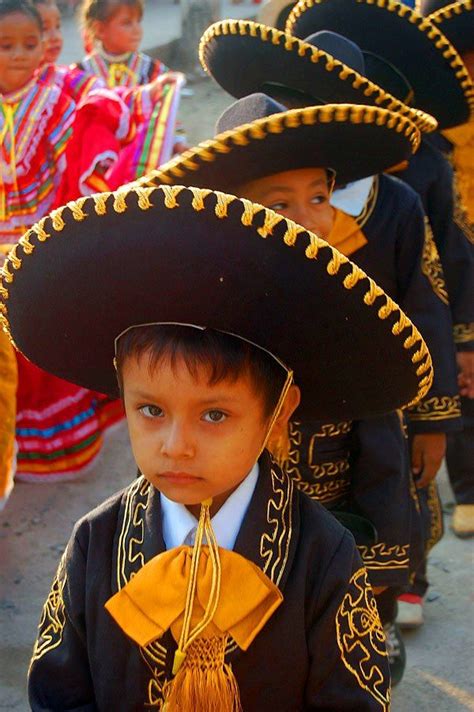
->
[[408, 395, 461, 421], [285, 422, 351, 502], [453, 323, 474, 344], [336, 568, 390, 711], [355, 176, 379, 230], [29, 552, 67, 668], [421, 219, 449, 304], [357, 543, 410, 571]]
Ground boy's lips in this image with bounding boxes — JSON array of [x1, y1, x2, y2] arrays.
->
[[158, 472, 202, 484]]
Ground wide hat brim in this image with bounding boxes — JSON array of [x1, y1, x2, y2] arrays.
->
[[1, 185, 432, 420], [428, 2, 474, 54], [134, 103, 421, 190], [287, 0, 474, 129], [200, 21, 437, 133]]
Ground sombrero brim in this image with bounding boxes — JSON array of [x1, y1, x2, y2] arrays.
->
[[1, 185, 432, 420], [429, 1, 474, 54], [287, 0, 474, 129], [134, 103, 420, 190], [200, 20, 437, 133]]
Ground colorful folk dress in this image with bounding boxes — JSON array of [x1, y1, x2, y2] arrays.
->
[[79, 49, 167, 89], [38, 63, 105, 105], [0, 78, 104, 487]]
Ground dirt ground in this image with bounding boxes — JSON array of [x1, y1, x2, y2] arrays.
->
[[1, 78, 473, 710]]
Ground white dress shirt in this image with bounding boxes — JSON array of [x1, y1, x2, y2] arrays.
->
[[331, 175, 374, 216], [161, 463, 259, 551]]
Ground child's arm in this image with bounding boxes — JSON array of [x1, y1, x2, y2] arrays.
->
[[28, 533, 96, 710], [305, 530, 390, 711], [350, 412, 411, 590]]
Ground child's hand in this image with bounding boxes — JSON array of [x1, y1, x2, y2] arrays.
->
[[457, 351, 474, 399], [411, 432, 446, 488]]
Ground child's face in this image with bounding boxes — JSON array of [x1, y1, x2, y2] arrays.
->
[[95, 5, 143, 55], [462, 50, 474, 81], [0, 12, 44, 93], [37, 2, 62, 64], [238, 167, 335, 239], [122, 352, 287, 511]]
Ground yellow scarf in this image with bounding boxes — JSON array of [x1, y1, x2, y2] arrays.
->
[[443, 122, 474, 224], [327, 208, 368, 256]]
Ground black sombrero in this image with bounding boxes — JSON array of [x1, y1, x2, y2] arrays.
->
[[286, 0, 474, 128], [1, 186, 432, 420], [134, 93, 421, 190], [199, 21, 437, 132], [421, 0, 474, 54], [257, 0, 297, 29]]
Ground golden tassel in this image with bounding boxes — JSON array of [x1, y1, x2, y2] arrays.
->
[[162, 499, 242, 712], [267, 423, 291, 469], [162, 635, 242, 712]]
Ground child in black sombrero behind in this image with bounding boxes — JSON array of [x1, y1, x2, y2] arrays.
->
[[2, 182, 433, 710]]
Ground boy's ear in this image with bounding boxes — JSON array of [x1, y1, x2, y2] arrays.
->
[[272, 384, 301, 433]]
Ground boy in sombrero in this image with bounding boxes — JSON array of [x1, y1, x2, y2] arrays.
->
[[2, 179, 431, 708]]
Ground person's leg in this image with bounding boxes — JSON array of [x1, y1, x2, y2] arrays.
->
[[446, 398, 474, 537]]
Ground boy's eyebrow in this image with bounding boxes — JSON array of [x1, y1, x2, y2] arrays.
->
[[258, 178, 328, 200], [127, 389, 240, 405]]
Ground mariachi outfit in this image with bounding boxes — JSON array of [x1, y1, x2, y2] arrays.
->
[[0, 76, 108, 493], [2, 179, 432, 709]]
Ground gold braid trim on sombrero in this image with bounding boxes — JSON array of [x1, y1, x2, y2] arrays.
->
[[133, 103, 422, 191], [286, 0, 474, 120], [429, 0, 473, 24], [0, 185, 433, 408], [199, 20, 437, 133]]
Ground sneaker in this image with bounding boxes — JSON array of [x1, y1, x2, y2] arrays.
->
[[452, 504, 474, 539], [384, 622, 406, 688], [396, 594, 424, 629]]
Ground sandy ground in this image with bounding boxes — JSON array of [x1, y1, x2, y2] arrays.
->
[[0, 53, 473, 712]]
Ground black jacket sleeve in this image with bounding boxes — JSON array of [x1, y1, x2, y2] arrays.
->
[[305, 530, 390, 711], [395, 193, 461, 433], [28, 524, 96, 711]]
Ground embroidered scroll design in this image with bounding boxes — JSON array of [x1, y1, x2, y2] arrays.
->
[[453, 322, 474, 344], [421, 219, 449, 304], [357, 543, 410, 571], [29, 551, 67, 667], [336, 567, 390, 711], [285, 421, 351, 503], [408, 395, 461, 421]]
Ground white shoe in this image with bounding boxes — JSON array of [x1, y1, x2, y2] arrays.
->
[[396, 597, 424, 629]]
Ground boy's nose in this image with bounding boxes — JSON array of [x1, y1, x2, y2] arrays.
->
[[160, 422, 194, 459]]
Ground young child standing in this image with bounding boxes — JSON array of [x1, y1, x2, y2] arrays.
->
[[78, 0, 168, 88], [0, 0, 107, 489], [33, 0, 105, 104], [2, 182, 432, 710]]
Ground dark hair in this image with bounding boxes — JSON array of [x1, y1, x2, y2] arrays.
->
[[0, 0, 43, 29], [80, 0, 143, 34], [115, 324, 287, 418]]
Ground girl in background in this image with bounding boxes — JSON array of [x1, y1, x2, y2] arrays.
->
[[78, 0, 168, 88], [0, 0, 104, 493], [34, 0, 105, 104]]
